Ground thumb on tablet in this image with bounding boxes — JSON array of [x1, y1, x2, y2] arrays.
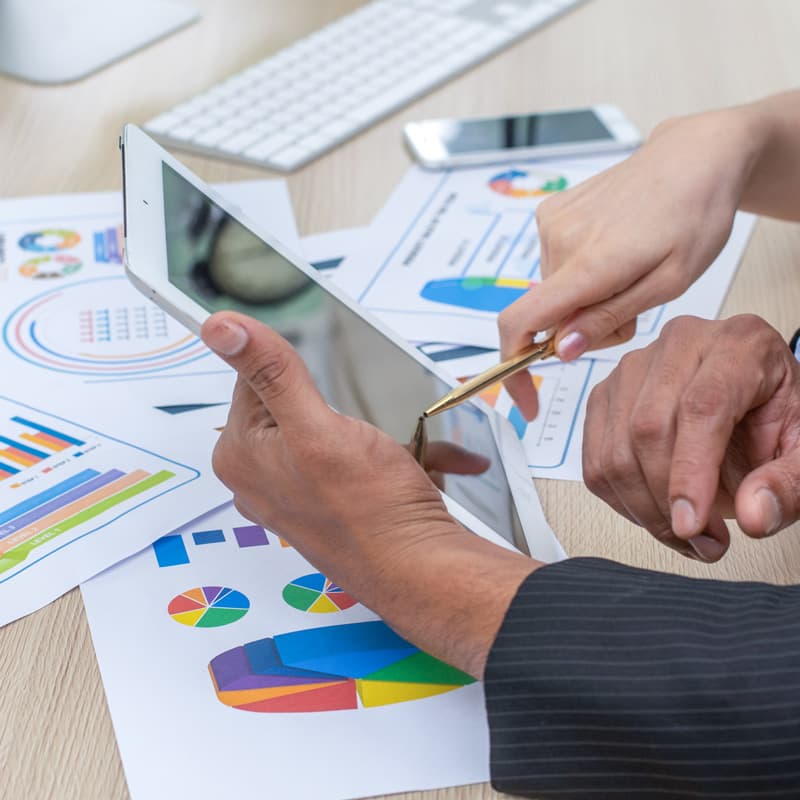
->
[[201, 311, 328, 432]]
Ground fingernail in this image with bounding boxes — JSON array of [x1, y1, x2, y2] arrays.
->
[[205, 320, 248, 356], [756, 488, 782, 535], [557, 331, 586, 360], [688, 534, 726, 563], [671, 497, 699, 539]]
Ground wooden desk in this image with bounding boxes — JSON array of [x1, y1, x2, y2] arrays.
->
[[2, 1, 800, 797]]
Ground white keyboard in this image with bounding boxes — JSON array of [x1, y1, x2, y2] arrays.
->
[[145, 0, 586, 172]]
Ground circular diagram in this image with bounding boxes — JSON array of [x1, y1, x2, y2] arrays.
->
[[18, 229, 81, 252], [2, 276, 211, 377], [488, 169, 568, 198], [19, 254, 82, 279], [282, 573, 358, 613], [168, 586, 250, 628]]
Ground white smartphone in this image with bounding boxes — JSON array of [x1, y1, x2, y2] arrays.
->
[[119, 124, 562, 561], [404, 105, 641, 169]]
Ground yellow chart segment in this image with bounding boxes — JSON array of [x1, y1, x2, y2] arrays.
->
[[172, 609, 205, 626], [356, 679, 464, 707]]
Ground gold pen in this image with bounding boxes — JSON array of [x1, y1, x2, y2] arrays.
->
[[424, 335, 557, 419]]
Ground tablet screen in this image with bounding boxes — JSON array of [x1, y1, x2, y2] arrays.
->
[[161, 162, 525, 546]]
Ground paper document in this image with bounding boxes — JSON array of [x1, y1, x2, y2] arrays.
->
[[82, 497, 560, 800], [0, 181, 297, 623], [334, 157, 756, 357], [301, 227, 605, 481]]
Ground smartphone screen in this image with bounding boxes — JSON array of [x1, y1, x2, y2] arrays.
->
[[160, 163, 528, 547], [426, 110, 613, 155]]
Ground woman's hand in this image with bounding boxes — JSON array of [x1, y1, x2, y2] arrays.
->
[[500, 106, 764, 419]]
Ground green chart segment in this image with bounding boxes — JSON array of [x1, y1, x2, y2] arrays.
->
[[282, 573, 358, 613]]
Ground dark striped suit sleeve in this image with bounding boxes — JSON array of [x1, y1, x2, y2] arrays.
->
[[484, 557, 800, 799]]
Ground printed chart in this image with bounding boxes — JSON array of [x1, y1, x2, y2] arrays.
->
[[168, 586, 250, 628], [3, 276, 212, 379], [0, 398, 189, 577], [0, 395, 199, 624], [333, 157, 756, 356], [210, 621, 474, 712], [83, 502, 493, 800], [282, 573, 358, 613]]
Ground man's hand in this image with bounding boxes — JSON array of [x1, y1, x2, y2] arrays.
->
[[582, 315, 800, 562], [499, 106, 764, 419], [201, 311, 539, 678]]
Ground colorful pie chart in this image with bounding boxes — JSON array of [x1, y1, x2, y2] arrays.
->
[[168, 586, 250, 628], [19, 254, 82, 279], [283, 573, 358, 613], [488, 169, 567, 198], [18, 229, 81, 252], [209, 620, 475, 713]]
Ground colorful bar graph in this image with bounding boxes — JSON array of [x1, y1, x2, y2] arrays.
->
[[10, 416, 85, 447], [0, 470, 175, 573], [0, 464, 20, 481], [0, 436, 48, 461], [0, 469, 123, 540], [233, 525, 269, 548], [0, 470, 145, 555], [153, 534, 190, 568], [193, 529, 226, 545], [0, 469, 100, 526], [20, 432, 71, 452]]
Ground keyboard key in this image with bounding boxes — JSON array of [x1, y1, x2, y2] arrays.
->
[[295, 132, 335, 151], [145, 111, 186, 134], [192, 124, 239, 147], [318, 118, 358, 139], [268, 145, 312, 169], [166, 121, 207, 141], [243, 132, 295, 160], [218, 128, 270, 154]]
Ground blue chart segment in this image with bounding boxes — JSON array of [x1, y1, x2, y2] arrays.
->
[[2, 277, 212, 378], [209, 620, 475, 712], [420, 277, 532, 312]]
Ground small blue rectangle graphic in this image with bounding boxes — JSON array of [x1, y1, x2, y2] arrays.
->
[[153, 535, 190, 567], [192, 529, 225, 545]]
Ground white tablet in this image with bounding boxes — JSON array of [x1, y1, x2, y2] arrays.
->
[[120, 124, 560, 560]]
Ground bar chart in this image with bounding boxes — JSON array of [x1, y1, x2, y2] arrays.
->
[[0, 396, 195, 582]]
